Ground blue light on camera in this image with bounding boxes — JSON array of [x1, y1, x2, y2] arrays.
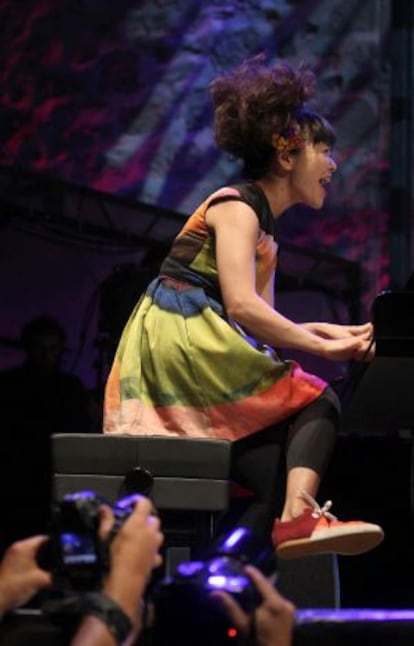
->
[[65, 491, 98, 502], [176, 561, 204, 577], [115, 493, 142, 509], [221, 528, 248, 550], [207, 574, 249, 592], [61, 532, 97, 565]]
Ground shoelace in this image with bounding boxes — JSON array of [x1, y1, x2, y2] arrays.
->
[[299, 490, 337, 521]]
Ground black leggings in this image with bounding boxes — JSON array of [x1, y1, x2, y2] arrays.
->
[[227, 387, 341, 543]]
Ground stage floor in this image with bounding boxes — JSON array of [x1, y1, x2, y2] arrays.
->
[[295, 609, 414, 645]]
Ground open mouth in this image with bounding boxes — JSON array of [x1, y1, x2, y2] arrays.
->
[[319, 178, 331, 196], [319, 177, 331, 186]]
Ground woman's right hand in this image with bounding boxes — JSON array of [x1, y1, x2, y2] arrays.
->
[[320, 336, 374, 362]]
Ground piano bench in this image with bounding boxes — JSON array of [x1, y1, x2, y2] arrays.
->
[[51, 433, 232, 572]]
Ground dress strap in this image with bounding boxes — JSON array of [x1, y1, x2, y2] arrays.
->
[[207, 194, 247, 209]]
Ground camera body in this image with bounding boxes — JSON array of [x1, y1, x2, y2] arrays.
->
[[38, 491, 277, 645], [153, 527, 277, 645], [39, 490, 141, 591]]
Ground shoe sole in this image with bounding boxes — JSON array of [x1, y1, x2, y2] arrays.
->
[[277, 525, 384, 560]]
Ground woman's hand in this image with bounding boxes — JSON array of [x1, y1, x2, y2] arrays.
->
[[303, 321, 373, 341], [320, 335, 375, 362]]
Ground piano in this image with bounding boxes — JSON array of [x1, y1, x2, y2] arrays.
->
[[341, 290, 414, 435]]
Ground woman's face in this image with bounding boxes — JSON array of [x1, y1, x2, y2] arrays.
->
[[289, 141, 337, 209]]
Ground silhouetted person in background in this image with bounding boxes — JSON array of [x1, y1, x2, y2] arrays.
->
[[0, 315, 93, 553]]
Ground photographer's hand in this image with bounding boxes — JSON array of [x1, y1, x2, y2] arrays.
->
[[0, 536, 52, 614], [72, 496, 163, 646], [211, 565, 295, 646], [101, 497, 163, 624]]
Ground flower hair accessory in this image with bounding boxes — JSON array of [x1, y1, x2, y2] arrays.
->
[[272, 126, 305, 153]]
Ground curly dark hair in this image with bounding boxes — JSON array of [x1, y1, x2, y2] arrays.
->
[[210, 56, 334, 179]]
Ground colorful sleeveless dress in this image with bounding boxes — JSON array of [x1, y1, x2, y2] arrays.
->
[[104, 182, 326, 440]]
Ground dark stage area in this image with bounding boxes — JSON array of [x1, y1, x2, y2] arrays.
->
[[321, 433, 414, 610]]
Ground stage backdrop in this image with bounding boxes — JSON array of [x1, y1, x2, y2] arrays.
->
[[0, 0, 391, 304]]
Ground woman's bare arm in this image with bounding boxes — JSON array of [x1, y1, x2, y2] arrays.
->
[[206, 200, 369, 361]]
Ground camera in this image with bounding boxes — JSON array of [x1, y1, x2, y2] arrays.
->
[[37, 490, 276, 645], [39, 490, 144, 591], [152, 526, 277, 645]]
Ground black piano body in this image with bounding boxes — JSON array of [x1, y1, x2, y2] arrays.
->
[[341, 291, 414, 435]]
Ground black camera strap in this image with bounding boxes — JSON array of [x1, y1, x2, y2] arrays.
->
[[82, 592, 133, 644], [42, 591, 133, 645]]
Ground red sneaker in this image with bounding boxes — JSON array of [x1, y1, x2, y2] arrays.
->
[[273, 491, 384, 559]]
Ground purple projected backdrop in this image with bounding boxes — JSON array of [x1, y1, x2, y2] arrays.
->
[[0, 0, 390, 306]]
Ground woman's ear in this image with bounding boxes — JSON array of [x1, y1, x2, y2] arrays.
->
[[275, 150, 296, 172], [272, 150, 296, 175]]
